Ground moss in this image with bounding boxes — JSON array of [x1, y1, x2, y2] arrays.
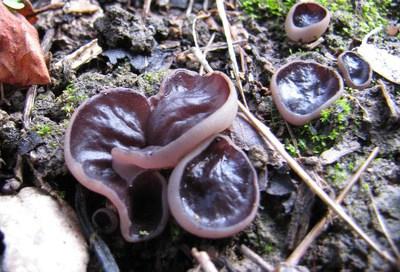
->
[[33, 124, 52, 137], [327, 162, 348, 186], [58, 83, 89, 117], [239, 0, 295, 18], [284, 97, 355, 156], [137, 70, 168, 96], [240, 0, 391, 39]]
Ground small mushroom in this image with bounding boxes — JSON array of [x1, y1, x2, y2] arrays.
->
[[270, 61, 344, 126], [168, 135, 259, 238], [337, 51, 372, 89], [91, 208, 119, 234], [112, 69, 238, 169], [64, 88, 169, 242], [285, 2, 330, 43]]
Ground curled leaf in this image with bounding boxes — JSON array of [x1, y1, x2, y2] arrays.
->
[[0, 1, 50, 86]]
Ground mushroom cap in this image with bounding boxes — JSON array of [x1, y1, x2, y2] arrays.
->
[[168, 135, 259, 238], [64, 88, 168, 242], [285, 2, 330, 43], [270, 61, 344, 126], [337, 51, 372, 89], [112, 69, 238, 169]]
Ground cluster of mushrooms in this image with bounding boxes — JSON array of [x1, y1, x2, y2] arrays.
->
[[65, 2, 374, 243], [273, 2, 373, 126], [65, 70, 259, 242]]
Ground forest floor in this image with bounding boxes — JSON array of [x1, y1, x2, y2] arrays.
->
[[0, 0, 399, 271]]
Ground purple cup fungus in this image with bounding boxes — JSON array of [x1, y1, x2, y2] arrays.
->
[[111, 69, 238, 169], [65, 69, 258, 241], [285, 2, 330, 43], [270, 61, 344, 126], [64, 88, 169, 242], [91, 208, 119, 234], [337, 51, 372, 90], [168, 135, 259, 238]]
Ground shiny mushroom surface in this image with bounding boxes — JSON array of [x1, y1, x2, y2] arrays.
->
[[64, 88, 168, 242], [338, 51, 372, 89], [270, 61, 344, 126], [112, 69, 238, 169], [285, 2, 330, 43], [168, 135, 259, 238]]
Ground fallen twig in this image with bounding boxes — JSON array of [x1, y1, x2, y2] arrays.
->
[[191, 248, 218, 272], [240, 245, 274, 272], [286, 147, 380, 265], [192, 47, 396, 265], [378, 79, 399, 122], [366, 185, 400, 260], [199, 33, 216, 75], [23, 28, 55, 129], [216, 0, 248, 109], [186, 0, 194, 16], [143, 0, 151, 16]]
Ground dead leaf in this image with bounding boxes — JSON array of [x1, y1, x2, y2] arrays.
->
[[358, 43, 400, 85], [0, 1, 50, 86]]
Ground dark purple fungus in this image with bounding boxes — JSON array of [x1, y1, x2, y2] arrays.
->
[[112, 69, 238, 169], [270, 61, 344, 126], [64, 88, 169, 242], [92, 208, 119, 234], [285, 2, 330, 43], [337, 51, 372, 89], [168, 135, 259, 238]]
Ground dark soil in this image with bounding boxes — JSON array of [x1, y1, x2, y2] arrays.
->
[[0, 0, 399, 271]]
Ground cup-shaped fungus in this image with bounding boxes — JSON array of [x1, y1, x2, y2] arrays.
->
[[64, 88, 169, 242], [285, 2, 330, 43], [337, 51, 372, 90], [112, 69, 238, 169], [168, 135, 259, 238], [270, 61, 344, 126]]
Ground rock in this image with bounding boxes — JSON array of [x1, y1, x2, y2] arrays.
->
[[95, 6, 155, 53], [0, 187, 88, 272]]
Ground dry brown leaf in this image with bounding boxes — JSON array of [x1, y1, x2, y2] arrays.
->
[[0, 1, 50, 86]]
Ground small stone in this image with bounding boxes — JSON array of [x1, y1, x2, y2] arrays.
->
[[0, 187, 89, 272]]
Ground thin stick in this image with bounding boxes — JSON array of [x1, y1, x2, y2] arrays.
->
[[286, 147, 380, 265], [378, 79, 399, 121], [186, 0, 194, 17], [199, 33, 216, 75], [238, 104, 395, 265], [28, 2, 64, 17], [183, 39, 247, 54], [192, 48, 396, 265], [0, 83, 4, 102], [240, 245, 274, 272], [367, 187, 400, 259], [216, 0, 248, 109], [143, 0, 151, 16], [23, 85, 37, 129], [22, 28, 55, 129], [191, 248, 218, 272]]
